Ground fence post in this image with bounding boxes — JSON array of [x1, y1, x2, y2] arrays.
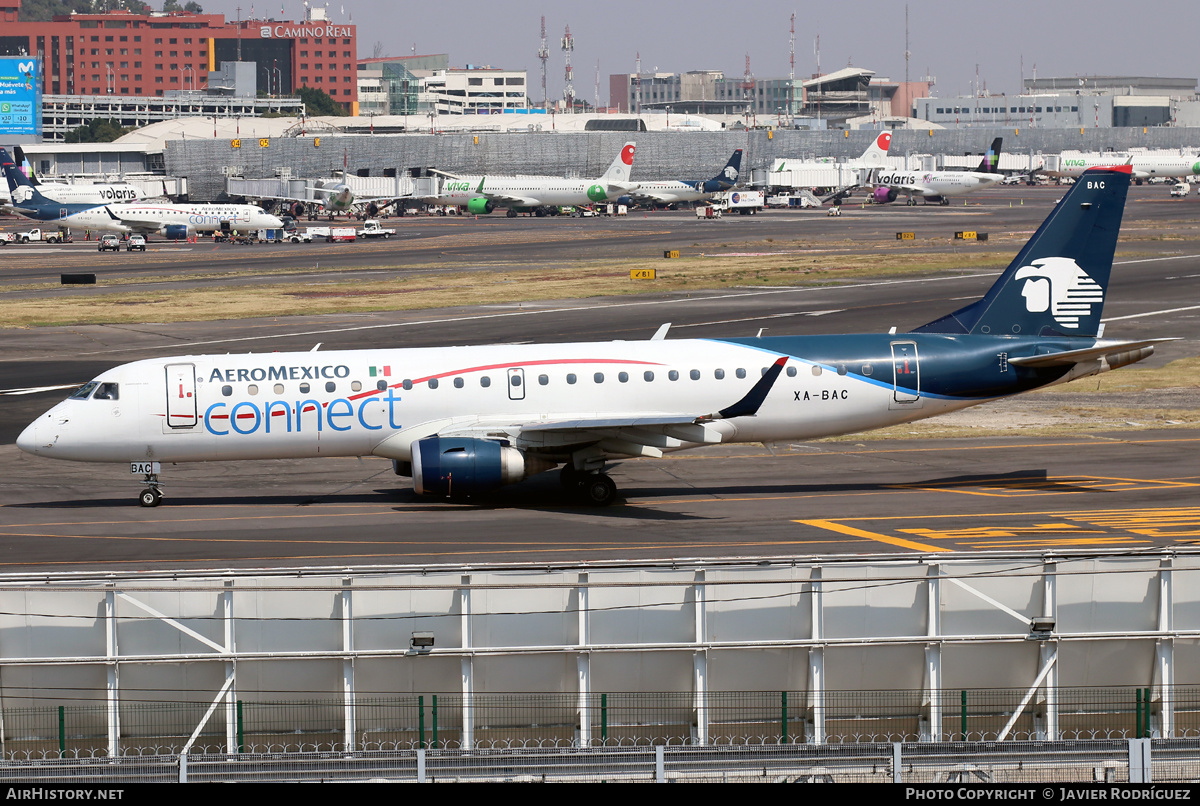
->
[[961, 690, 967, 741], [655, 744, 665, 783], [179, 750, 187, 784], [1136, 688, 1144, 739], [893, 742, 903, 784], [781, 691, 788, 743], [1129, 738, 1152, 783], [58, 706, 65, 758], [432, 694, 438, 748], [418, 695, 425, 749], [417, 747, 426, 783], [236, 700, 244, 754], [601, 693, 607, 742]]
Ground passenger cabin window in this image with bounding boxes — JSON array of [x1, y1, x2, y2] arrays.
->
[[299, 383, 310, 393], [453, 377, 464, 388], [786, 366, 797, 377], [376, 380, 387, 391], [351, 381, 362, 392], [644, 371, 654, 382], [618, 372, 629, 383], [736, 368, 746, 379], [669, 370, 679, 381], [811, 366, 822, 376], [480, 376, 491, 388], [325, 381, 336, 392], [428, 378, 439, 389], [274, 384, 285, 394], [538, 374, 549, 386], [714, 369, 725, 380], [566, 374, 577, 384], [402, 379, 413, 390], [221, 385, 233, 397], [594, 372, 605, 383], [689, 370, 701, 381]]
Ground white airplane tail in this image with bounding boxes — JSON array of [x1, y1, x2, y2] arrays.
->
[[858, 131, 893, 166], [599, 143, 637, 183]]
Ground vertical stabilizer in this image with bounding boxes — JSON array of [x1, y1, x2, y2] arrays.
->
[[974, 137, 1003, 173], [858, 131, 893, 166], [913, 166, 1131, 338], [599, 142, 637, 183]]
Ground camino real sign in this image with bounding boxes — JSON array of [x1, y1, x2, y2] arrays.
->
[[259, 24, 353, 38], [0, 57, 41, 137]]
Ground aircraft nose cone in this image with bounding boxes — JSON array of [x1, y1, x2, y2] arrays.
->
[[15, 420, 39, 455]]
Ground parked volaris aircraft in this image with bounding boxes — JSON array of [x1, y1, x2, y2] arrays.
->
[[772, 130, 894, 175], [1042, 150, 1200, 182], [18, 166, 1170, 509], [422, 142, 638, 216], [627, 149, 742, 206], [870, 137, 1004, 205], [2, 146, 149, 207], [1, 148, 282, 239]]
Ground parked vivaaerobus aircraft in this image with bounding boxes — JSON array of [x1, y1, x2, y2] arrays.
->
[[18, 166, 1170, 508], [1042, 150, 1200, 182], [420, 142, 638, 216], [869, 137, 1005, 205], [1, 148, 282, 239]]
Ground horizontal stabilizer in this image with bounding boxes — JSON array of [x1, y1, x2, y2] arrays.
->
[[1008, 338, 1178, 367]]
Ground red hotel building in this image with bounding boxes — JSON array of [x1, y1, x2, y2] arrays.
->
[[0, 0, 357, 112]]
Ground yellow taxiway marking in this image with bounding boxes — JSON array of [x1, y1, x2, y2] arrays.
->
[[796, 506, 1200, 552], [794, 519, 947, 552], [886, 475, 1198, 498]]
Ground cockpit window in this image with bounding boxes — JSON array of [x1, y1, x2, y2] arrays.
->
[[69, 381, 99, 400], [91, 382, 119, 401]]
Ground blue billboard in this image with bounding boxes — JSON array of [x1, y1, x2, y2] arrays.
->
[[0, 57, 41, 137]]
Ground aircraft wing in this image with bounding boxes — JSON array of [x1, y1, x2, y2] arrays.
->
[[103, 206, 165, 234], [434, 356, 789, 457], [478, 191, 542, 206]]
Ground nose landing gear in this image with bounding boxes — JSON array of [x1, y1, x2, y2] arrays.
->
[[138, 471, 164, 507]]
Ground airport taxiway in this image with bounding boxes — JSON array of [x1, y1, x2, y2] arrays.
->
[[0, 186, 1197, 572]]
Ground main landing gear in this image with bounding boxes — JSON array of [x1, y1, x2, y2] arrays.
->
[[560, 464, 618, 506], [138, 471, 164, 507]]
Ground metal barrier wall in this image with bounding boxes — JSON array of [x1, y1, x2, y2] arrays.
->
[[167, 128, 1200, 201], [0, 551, 1198, 757], [0, 739, 1193, 783]]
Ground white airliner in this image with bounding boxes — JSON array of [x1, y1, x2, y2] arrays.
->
[[421, 143, 639, 216], [870, 137, 1005, 205], [238, 173, 397, 219], [628, 150, 742, 206], [2, 148, 282, 239], [1043, 150, 1200, 182], [17, 166, 1170, 509]]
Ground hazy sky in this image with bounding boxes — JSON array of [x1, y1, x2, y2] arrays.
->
[[202, 0, 1199, 102]]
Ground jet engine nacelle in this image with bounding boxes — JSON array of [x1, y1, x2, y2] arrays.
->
[[466, 197, 495, 215], [163, 224, 190, 240], [412, 436, 538, 499], [616, 195, 633, 207], [873, 187, 898, 204]]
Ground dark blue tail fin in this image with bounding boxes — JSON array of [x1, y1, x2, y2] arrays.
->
[[0, 147, 55, 208], [974, 137, 1003, 173], [913, 166, 1131, 338], [714, 149, 742, 188]]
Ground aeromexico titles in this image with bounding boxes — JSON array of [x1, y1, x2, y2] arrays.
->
[[1, 147, 281, 239], [18, 165, 1173, 509]]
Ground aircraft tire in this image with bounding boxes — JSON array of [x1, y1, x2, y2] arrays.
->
[[139, 488, 163, 507], [507, 209, 517, 218], [579, 474, 617, 507]]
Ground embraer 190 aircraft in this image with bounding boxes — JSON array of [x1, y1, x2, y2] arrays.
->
[[18, 166, 1169, 508], [420, 142, 638, 216], [627, 149, 742, 206]]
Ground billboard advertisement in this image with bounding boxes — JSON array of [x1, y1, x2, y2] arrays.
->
[[0, 57, 41, 137]]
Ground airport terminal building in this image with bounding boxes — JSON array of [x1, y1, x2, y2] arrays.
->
[[0, 0, 357, 111]]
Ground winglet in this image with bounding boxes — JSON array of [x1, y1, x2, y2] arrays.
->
[[711, 356, 788, 419], [650, 323, 671, 340]]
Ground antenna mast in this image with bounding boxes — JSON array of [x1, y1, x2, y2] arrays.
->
[[537, 16, 549, 110], [561, 24, 575, 112], [788, 12, 795, 124], [634, 51, 641, 114]]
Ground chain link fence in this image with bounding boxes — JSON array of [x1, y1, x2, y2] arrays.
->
[[0, 687, 1194, 759]]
